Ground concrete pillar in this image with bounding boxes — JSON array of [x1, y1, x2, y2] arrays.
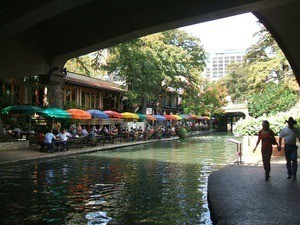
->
[[39, 70, 66, 108], [48, 83, 64, 108]]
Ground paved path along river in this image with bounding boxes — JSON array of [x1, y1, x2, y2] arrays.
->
[[208, 157, 300, 225]]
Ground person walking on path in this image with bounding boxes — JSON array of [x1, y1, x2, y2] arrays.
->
[[253, 120, 279, 181], [278, 117, 300, 180]]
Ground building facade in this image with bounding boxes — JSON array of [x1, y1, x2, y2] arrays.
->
[[204, 49, 245, 81], [1, 72, 126, 112]]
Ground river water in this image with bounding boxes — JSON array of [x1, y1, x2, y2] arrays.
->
[[0, 133, 240, 225]]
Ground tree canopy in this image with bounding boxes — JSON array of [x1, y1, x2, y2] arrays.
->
[[218, 25, 299, 117], [102, 29, 207, 113]]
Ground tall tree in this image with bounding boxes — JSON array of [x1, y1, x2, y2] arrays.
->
[[219, 25, 299, 117], [65, 50, 107, 78], [103, 29, 207, 113]]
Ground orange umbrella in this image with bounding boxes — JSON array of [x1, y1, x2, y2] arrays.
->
[[165, 114, 180, 120], [104, 110, 122, 118], [188, 114, 198, 119], [66, 109, 92, 120], [146, 114, 157, 121]]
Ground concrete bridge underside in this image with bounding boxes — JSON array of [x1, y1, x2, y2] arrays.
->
[[0, 0, 300, 87]]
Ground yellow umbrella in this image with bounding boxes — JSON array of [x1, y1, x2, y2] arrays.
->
[[121, 112, 139, 119], [173, 115, 182, 120]]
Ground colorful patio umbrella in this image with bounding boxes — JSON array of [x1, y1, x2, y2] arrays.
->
[[121, 112, 139, 119], [39, 107, 71, 119], [199, 116, 210, 120], [2, 105, 43, 131], [146, 114, 156, 121], [104, 110, 122, 118], [66, 109, 92, 120], [173, 115, 182, 120], [137, 113, 146, 120], [137, 113, 157, 121], [179, 114, 189, 120], [153, 114, 166, 121], [87, 109, 109, 119], [188, 114, 198, 119], [165, 114, 181, 120], [2, 105, 43, 115], [165, 114, 174, 120]]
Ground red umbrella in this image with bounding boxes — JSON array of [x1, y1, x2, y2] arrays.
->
[[104, 110, 122, 118], [66, 109, 92, 120]]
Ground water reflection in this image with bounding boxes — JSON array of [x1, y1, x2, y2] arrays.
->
[[0, 133, 238, 225]]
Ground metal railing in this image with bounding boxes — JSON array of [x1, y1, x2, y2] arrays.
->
[[227, 138, 242, 164]]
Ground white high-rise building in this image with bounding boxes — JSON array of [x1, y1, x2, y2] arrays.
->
[[204, 49, 245, 81]]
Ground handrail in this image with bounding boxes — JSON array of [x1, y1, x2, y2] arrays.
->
[[227, 138, 242, 164]]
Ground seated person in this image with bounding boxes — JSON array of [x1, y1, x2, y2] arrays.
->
[[138, 126, 143, 133], [81, 126, 89, 137], [86, 129, 96, 144], [76, 125, 82, 136], [44, 130, 56, 153], [56, 129, 69, 150], [129, 127, 135, 141], [69, 123, 77, 136], [99, 126, 110, 136], [12, 126, 22, 139], [37, 131, 45, 149], [111, 126, 118, 135]]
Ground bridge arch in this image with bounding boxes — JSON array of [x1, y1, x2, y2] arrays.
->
[[0, 0, 299, 87]]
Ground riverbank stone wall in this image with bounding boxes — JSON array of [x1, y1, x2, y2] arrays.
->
[[0, 140, 29, 150]]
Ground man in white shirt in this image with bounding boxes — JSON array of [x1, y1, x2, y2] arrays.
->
[[56, 129, 69, 150], [279, 117, 300, 180], [44, 130, 56, 153]]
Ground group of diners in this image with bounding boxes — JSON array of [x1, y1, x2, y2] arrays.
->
[[37, 122, 179, 153]]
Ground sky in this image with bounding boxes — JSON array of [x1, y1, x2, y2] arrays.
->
[[180, 13, 262, 52]]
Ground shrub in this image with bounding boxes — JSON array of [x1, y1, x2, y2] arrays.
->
[[177, 127, 188, 139], [233, 114, 298, 136], [0, 133, 14, 142]]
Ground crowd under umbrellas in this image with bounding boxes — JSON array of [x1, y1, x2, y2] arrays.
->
[[1, 105, 210, 146]]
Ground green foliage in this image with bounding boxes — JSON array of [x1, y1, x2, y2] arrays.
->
[[64, 101, 82, 110], [0, 94, 18, 109], [103, 29, 207, 113], [219, 25, 299, 117], [218, 63, 249, 100], [183, 82, 228, 116], [177, 127, 188, 139], [65, 50, 107, 77], [233, 116, 286, 136], [0, 133, 14, 142], [248, 83, 298, 117]]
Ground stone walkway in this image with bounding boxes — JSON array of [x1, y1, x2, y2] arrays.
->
[[208, 156, 300, 225]]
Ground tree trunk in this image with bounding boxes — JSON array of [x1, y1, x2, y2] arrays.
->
[[0, 115, 4, 134], [141, 96, 147, 114]]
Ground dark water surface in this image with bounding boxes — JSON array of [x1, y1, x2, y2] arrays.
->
[[0, 133, 239, 225]]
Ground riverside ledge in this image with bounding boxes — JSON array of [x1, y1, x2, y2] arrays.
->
[[0, 130, 210, 165], [0, 137, 180, 165], [208, 161, 300, 225]]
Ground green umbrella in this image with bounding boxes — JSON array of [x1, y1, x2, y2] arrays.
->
[[2, 105, 43, 131], [39, 107, 71, 119], [39, 107, 71, 133], [2, 105, 43, 115], [137, 113, 147, 120]]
